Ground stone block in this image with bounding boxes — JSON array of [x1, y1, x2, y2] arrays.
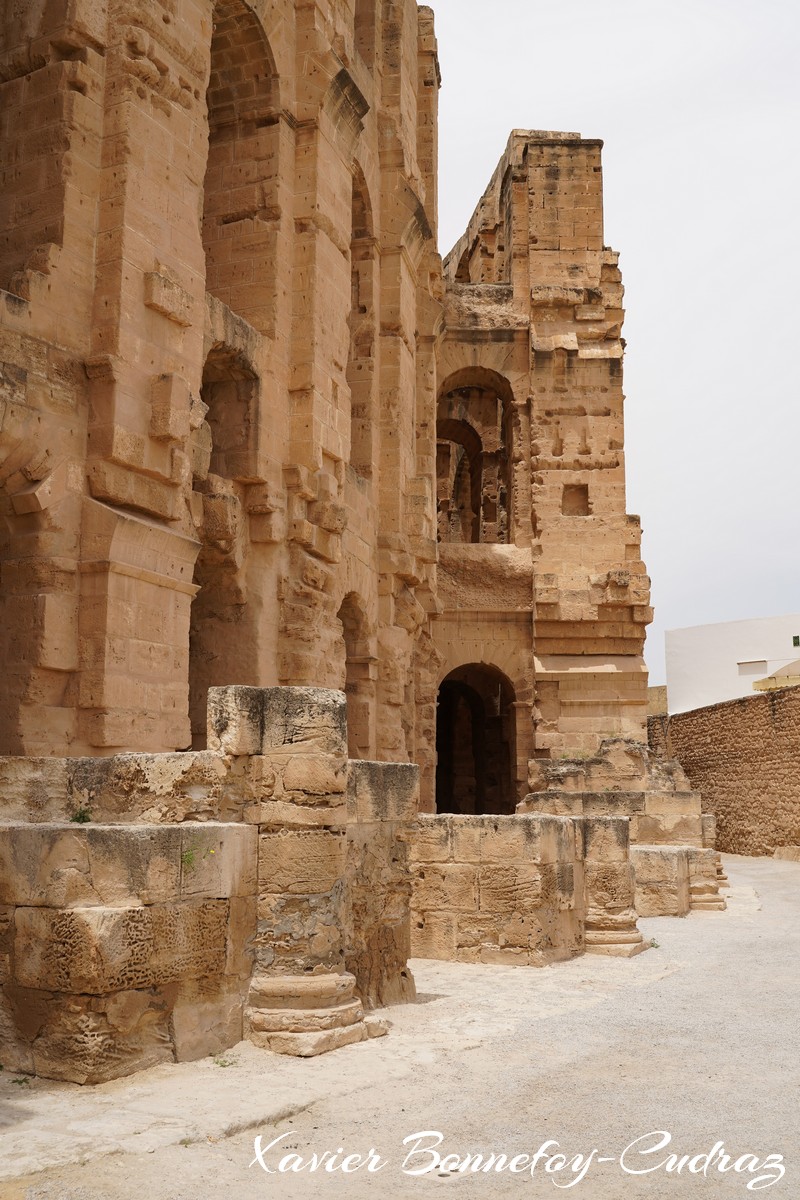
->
[[478, 865, 543, 912], [347, 760, 419, 823], [25, 987, 175, 1084], [479, 815, 542, 863], [410, 910, 456, 959], [14, 901, 229, 993], [178, 824, 257, 900], [630, 846, 690, 917], [259, 828, 346, 896], [582, 815, 629, 863], [450, 818, 482, 863], [412, 863, 477, 912], [634, 813, 704, 847], [170, 978, 245, 1062], [283, 753, 347, 797], [409, 817, 451, 863], [584, 860, 636, 910], [208, 686, 347, 757], [150, 373, 191, 441]]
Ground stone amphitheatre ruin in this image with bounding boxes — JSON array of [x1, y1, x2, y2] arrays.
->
[[0, 0, 726, 1083]]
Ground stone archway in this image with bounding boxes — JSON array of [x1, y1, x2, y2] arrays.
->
[[435, 664, 516, 815]]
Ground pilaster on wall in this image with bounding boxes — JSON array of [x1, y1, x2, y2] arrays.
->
[[77, 498, 200, 753]]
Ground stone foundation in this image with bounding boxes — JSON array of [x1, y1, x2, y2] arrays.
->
[[631, 845, 727, 918], [0, 821, 255, 1082], [409, 812, 645, 965], [0, 686, 417, 1080], [522, 738, 726, 916]]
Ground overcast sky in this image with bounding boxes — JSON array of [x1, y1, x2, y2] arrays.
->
[[431, 0, 800, 684]]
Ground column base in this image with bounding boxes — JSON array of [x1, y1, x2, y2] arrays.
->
[[245, 972, 385, 1057], [250, 1017, 388, 1058], [584, 915, 647, 957]]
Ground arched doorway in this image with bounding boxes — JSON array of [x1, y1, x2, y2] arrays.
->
[[435, 664, 516, 814]]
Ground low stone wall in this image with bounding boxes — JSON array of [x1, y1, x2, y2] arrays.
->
[[648, 685, 800, 856], [0, 821, 256, 1083], [0, 686, 419, 1080], [409, 813, 645, 965]]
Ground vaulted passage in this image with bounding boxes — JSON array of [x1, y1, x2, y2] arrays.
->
[[435, 664, 516, 815]]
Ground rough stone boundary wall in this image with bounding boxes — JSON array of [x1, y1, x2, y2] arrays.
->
[[648, 685, 800, 856]]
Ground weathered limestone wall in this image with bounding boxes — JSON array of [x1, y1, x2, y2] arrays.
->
[[522, 738, 705, 847], [0, 821, 256, 1082], [648, 686, 800, 856], [346, 761, 418, 1008], [409, 812, 644, 965], [631, 846, 725, 917], [0, 0, 442, 774], [0, 686, 419, 1079]]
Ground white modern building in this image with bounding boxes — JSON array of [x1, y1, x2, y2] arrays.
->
[[665, 614, 800, 713]]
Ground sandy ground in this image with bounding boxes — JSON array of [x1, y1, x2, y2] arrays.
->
[[1, 853, 798, 1200]]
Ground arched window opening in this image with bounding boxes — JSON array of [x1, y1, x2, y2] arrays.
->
[[202, 1, 279, 331], [188, 345, 255, 747], [436, 374, 513, 544], [436, 418, 482, 543], [337, 592, 373, 759], [347, 166, 376, 476], [435, 665, 516, 815], [200, 344, 259, 481]]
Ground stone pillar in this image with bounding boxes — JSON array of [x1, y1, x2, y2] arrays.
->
[[702, 813, 730, 888], [687, 848, 727, 911], [207, 685, 383, 1056], [582, 816, 647, 957]]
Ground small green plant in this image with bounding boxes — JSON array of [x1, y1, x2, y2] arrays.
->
[[11, 1076, 29, 1086], [213, 1054, 235, 1068], [70, 805, 92, 824], [181, 846, 216, 873], [179, 1137, 193, 1147], [650, 938, 660, 949]]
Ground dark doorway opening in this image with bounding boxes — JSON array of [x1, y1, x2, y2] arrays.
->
[[435, 664, 516, 814]]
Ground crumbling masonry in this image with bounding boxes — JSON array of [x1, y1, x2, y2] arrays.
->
[[0, 0, 725, 1083]]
